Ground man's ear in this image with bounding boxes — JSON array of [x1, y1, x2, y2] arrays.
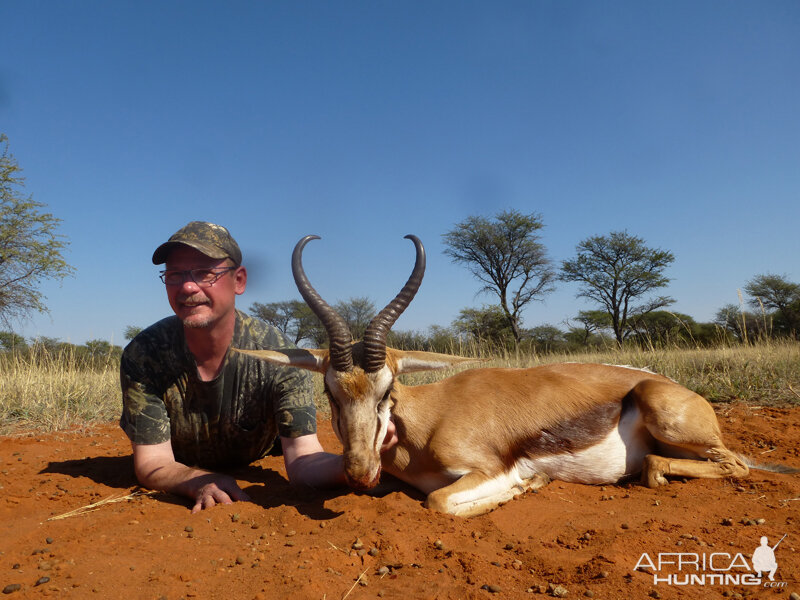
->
[[234, 266, 247, 295]]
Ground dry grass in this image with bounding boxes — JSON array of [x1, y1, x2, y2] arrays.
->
[[1, 340, 798, 433], [397, 339, 800, 406], [46, 491, 157, 521], [0, 346, 120, 435]]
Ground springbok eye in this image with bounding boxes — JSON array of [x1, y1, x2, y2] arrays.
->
[[376, 389, 391, 413], [323, 388, 338, 406]]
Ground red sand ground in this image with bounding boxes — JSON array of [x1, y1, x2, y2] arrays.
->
[[1, 404, 799, 600]]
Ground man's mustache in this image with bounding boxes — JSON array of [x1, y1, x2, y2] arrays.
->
[[179, 294, 208, 304]]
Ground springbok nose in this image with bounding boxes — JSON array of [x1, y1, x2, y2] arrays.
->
[[344, 451, 369, 477], [344, 451, 380, 489]]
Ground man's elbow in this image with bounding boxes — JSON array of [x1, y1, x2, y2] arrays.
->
[[284, 456, 310, 487], [132, 457, 170, 490], [133, 464, 156, 489]]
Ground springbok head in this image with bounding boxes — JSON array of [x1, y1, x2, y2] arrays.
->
[[236, 235, 472, 489]]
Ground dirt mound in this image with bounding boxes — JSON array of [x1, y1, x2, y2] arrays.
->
[[2, 404, 798, 599]]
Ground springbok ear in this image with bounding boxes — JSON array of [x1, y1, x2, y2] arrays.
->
[[232, 348, 328, 373], [391, 349, 481, 375]]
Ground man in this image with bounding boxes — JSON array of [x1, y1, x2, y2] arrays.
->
[[120, 221, 392, 512]]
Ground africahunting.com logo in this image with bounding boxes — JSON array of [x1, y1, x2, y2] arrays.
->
[[633, 534, 788, 588]]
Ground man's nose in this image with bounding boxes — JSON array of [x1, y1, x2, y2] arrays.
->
[[178, 276, 201, 292]]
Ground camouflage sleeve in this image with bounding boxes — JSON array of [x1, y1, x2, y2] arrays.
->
[[119, 346, 171, 445], [272, 365, 317, 439], [243, 312, 317, 439]]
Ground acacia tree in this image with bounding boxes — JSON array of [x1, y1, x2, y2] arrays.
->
[[626, 310, 697, 346], [442, 210, 555, 343], [334, 297, 376, 341], [124, 325, 143, 341], [714, 304, 765, 342], [452, 305, 515, 347], [526, 324, 565, 352], [565, 310, 613, 347], [250, 297, 376, 347], [84, 339, 114, 357], [0, 134, 73, 325], [744, 274, 800, 338], [250, 300, 326, 346], [560, 231, 674, 345], [292, 303, 328, 346], [250, 300, 296, 335], [0, 330, 27, 351]]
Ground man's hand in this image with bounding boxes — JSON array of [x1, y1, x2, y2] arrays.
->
[[189, 473, 251, 513], [381, 418, 398, 453], [132, 441, 251, 512]]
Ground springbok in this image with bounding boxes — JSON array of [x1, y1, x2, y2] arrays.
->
[[237, 235, 790, 517]]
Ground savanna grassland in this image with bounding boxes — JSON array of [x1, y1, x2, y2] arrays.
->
[[2, 340, 798, 434]]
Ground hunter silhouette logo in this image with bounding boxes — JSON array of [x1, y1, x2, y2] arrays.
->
[[633, 533, 789, 588], [752, 534, 785, 581]]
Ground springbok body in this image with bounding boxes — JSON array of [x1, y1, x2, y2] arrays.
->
[[238, 235, 783, 517], [372, 359, 748, 516]]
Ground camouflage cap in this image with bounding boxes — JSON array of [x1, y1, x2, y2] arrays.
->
[[152, 221, 243, 266]]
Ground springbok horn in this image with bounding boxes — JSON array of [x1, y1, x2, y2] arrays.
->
[[362, 235, 426, 373], [291, 235, 353, 372]]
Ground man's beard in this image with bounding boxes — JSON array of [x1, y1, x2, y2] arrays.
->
[[179, 295, 213, 329], [182, 316, 214, 329]]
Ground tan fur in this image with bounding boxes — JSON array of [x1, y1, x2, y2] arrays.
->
[[240, 346, 790, 517], [334, 368, 372, 401], [378, 362, 759, 515], [383, 349, 399, 373]]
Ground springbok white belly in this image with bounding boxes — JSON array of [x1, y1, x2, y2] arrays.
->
[[519, 406, 650, 484], [388, 404, 652, 498]]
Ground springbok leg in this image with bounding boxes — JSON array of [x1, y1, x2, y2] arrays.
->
[[426, 470, 551, 517], [633, 379, 749, 487]]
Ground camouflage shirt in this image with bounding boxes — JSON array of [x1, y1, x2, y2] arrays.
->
[[119, 310, 315, 468]]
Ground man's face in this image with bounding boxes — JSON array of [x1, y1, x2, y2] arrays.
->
[[163, 246, 247, 329]]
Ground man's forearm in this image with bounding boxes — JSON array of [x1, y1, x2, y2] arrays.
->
[[286, 451, 346, 488], [135, 460, 212, 498], [131, 442, 248, 512]]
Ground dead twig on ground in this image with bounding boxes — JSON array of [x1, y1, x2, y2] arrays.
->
[[46, 490, 156, 521], [327, 541, 349, 555], [341, 567, 370, 600]]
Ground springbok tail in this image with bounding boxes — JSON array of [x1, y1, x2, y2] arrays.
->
[[737, 453, 800, 474]]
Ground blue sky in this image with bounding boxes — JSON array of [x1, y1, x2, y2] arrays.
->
[[2, 1, 798, 346]]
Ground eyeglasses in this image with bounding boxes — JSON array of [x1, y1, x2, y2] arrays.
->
[[159, 267, 237, 287]]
